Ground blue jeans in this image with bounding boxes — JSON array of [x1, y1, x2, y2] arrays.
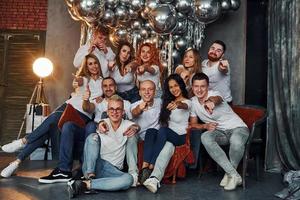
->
[[82, 133, 133, 191], [117, 86, 140, 103], [17, 103, 66, 161], [85, 121, 97, 139], [143, 127, 186, 165]]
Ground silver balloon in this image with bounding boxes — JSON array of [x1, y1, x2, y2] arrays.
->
[[173, 12, 187, 35], [128, 8, 139, 19], [148, 4, 177, 35], [115, 5, 129, 22], [131, 20, 143, 31], [105, 0, 119, 9], [144, 22, 152, 31], [194, 0, 221, 24], [110, 26, 130, 47], [102, 9, 115, 26], [140, 27, 149, 39], [131, 0, 145, 12], [175, 37, 188, 51], [220, 0, 231, 11], [230, 0, 240, 11], [160, 0, 174, 3], [145, 0, 159, 10], [172, 49, 181, 61], [74, 0, 104, 24], [120, 0, 130, 5], [175, 0, 192, 14]]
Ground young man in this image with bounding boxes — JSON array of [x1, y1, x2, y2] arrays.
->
[[83, 77, 132, 136], [68, 95, 140, 198], [202, 40, 232, 103], [73, 25, 115, 78], [126, 80, 162, 186], [190, 73, 249, 191]]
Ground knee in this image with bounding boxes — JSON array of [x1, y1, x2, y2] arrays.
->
[[230, 137, 246, 150], [127, 136, 137, 146], [86, 133, 100, 145], [201, 131, 213, 145], [121, 173, 133, 190]]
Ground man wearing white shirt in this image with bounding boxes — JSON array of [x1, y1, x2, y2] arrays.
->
[[68, 95, 140, 198], [73, 25, 115, 78], [202, 40, 232, 103], [190, 73, 249, 191]]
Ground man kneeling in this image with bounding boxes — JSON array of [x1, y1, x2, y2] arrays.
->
[[68, 95, 140, 198]]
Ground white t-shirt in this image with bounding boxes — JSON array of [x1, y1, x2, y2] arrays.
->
[[131, 98, 161, 140], [202, 59, 232, 102], [110, 66, 135, 93], [168, 99, 191, 135], [136, 65, 160, 90], [190, 90, 247, 131], [73, 44, 116, 78], [99, 118, 135, 169], [94, 98, 132, 123], [66, 77, 103, 119]]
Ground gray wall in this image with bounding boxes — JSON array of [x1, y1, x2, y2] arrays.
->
[[44, 1, 246, 108], [200, 2, 247, 104], [44, 0, 80, 109]]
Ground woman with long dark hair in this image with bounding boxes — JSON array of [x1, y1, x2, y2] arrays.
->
[[139, 74, 191, 191]]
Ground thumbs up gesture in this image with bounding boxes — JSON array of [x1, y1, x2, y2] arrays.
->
[[72, 73, 83, 88], [83, 85, 91, 101]]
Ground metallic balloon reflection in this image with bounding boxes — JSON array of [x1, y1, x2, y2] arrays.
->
[[74, 0, 104, 24], [131, 0, 145, 12], [220, 0, 231, 11], [148, 4, 177, 35], [115, 5, 129, 22], [175, 0, 192, 14], [175, 37, 188, 51], [173, 12, 187, 35], [110, 26, 130, 47], [101, 9, 115, 27], [105, 0, 119, 9], [230, 0, 240, 11], [194, 0, 221, 24]]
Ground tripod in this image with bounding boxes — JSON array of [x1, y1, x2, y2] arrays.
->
[[17, 78, 48, 139]]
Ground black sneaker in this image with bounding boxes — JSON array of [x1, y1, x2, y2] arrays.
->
[[39, 168, 72, 184], [138, 168, 153, 184], [68, 180, 98, 199]]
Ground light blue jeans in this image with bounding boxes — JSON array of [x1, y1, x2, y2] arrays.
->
[[82, 133, 133, 191], [201, 127, 249, 176]]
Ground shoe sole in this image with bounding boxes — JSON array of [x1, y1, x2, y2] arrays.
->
[[38, 178, 71, 184], [67, 180, 75, 199], [224, 180, 242, 190], [143, 183, 157, 193]]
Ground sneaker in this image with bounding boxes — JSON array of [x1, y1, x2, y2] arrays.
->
[[143, 177, 160, 193], [224, 174, 242, 191], [138, 168, 152, 184], [2, 139, 25, 153], [220, 173, 230, 187], [131, 173, 140, 187], [68, 180, 86, 198], [39, 168, 72, 184], [1, 161, 19, 178]]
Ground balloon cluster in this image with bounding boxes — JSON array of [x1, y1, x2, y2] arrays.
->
[[65, 0, 240, 70]]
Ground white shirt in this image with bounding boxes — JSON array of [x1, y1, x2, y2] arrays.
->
[[168, 99, 191, 135], [99, 118, 135, 169], [110, 66, 135, 93], [94, 98, 132, 123], [66, 77, 103, 119], [136, 65, 160, 90], [73, 44, 116, 78], [131, 98, 161, 140], [190, 90, 247, 131], [202, 59, 232, 102]]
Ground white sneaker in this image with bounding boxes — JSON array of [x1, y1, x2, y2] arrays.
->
[[220, 173, 230, 187], [2, 139, 25, 153], [224, 174, 242, 191], [131, 173, 140, 187], [1, 161, 19, 178], [143, 177, 160, 193]]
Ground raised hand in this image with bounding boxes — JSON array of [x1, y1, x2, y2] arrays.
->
[[204, 100, 215, 115], [83, 85, 91, 101], [72, 73, 83, 89], [166, 101, 178, 111], [219, 59, 229, 73], [108, 60, 116, 71], [136, 65, 145, 75], [139, 101, 148, 111], [97, 121, 109, 134], [205, 122, 218, 131], [123, 124, 139, 137]]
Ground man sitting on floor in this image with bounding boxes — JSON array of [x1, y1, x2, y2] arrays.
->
[[189, 72, 249, 191], [68, 95, 140, 198]]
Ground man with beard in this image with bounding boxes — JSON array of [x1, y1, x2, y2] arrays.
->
[[202, 40, 232, 104]]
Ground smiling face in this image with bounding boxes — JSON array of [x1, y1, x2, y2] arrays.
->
[[119, 45, 131, 64], [168, 79, 182, 98], [139, 80, 156, 103], [208, 43, 224, 62], [107, 100, 124, 123], [102, 78, 116, 98], [140, 45, 151, 63], [87, 57, 100, 76], [183, 50, 196, 68], [93, 31, 107, 48], [192, 79, 209, 101]]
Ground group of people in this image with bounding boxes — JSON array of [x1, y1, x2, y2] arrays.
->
[[0, 25, 249, 198]]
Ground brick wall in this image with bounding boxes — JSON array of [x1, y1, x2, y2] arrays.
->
[[0, 0, 47, 30]]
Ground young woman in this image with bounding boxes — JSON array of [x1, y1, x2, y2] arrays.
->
[[135, 42, 163, 97], [1, 54, 103, 178], [139, 74, 191, 187], [108, 42, 140, 103], [175, 48, 201, 89]]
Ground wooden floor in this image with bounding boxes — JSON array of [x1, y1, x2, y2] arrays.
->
[[0, 152, 284, 200]]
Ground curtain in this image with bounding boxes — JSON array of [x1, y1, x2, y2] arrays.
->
[[266, 0, 300, 172]]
